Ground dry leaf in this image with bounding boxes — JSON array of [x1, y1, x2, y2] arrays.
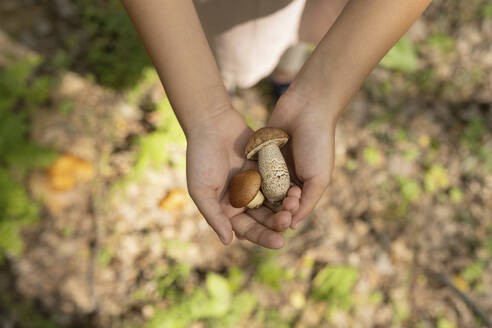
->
[[48, 154, 94, 191], [159, 189, 187, 211], [452, 275, 469, 292]]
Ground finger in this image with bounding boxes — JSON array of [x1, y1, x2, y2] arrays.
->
[[230, 213, 285, 249], [288, 186, 302, 198], [190, 187, 233, 245], [283, 196, 299, 213], [247, 207, 292, 232], [235, 232, 245, 240], [291, 176, 329, 229]]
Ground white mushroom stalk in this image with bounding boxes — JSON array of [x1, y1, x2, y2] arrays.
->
[[245, 128, 290, 203], [247, 189, 265, 209], [257, 143, 290, 202]]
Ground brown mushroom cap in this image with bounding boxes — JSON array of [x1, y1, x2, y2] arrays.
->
[[229, 170, 262, 208], [245, 127, 289, 160]]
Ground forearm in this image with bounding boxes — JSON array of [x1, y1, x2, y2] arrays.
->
[[290, 0, 431, 118], [120, 0, 231, 136]]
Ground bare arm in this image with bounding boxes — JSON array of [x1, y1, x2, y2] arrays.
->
[[291, 0, 432, 117], [121, 0, 301, 248], [120, 0, 231, 136], [270, 0, 432, 226]]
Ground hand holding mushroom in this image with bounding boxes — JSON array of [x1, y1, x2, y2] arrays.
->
[[230, 127, 299, 214], [185, 109, 301, 249], [245, 128, 291, 204], [268, 92, 336, 229]]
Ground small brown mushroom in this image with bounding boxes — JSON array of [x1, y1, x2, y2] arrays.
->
[[229, 170, 265, 208], [245, 128, 290, 203]]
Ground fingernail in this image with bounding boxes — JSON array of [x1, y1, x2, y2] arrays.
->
[[219, 234, 228, 244], [292, 221, 299, 230]]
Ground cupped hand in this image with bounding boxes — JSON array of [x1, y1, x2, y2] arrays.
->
[[268, 90, 337, 229], [186, 107, 301, 248]]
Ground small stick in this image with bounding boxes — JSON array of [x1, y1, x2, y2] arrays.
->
[[424, 268, 492, 327]]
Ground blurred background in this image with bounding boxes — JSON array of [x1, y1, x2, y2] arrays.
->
[[0, 0, 491, 327]]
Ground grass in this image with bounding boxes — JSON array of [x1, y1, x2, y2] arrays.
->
[[146, 270, 257, 328], [111, 97, 186, 191], [0, 57, 58, 262], [73, 0, 152, 89], [310, 265, 359, 313], [132, 99, 186, 173], [254, 251, 294, 290], [425, 33, 455, 55]]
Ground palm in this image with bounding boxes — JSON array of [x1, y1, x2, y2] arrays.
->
[[187, 110, 250, 217], [269, 95, 335, 227], [186, 109, 295, 248]]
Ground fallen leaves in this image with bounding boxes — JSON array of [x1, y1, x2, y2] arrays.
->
[[48, 154, 94, 191], [159, 189, 187, 211]]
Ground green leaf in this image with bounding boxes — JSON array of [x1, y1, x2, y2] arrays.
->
[[363, 146, 383, 167], [424, 165, 450, 193], [461, 118, 485, 153], [449, 188, 463, 204], [398, 177, 421, 203], [227, 267, 245, 292], [255, 256, 291, 290], [380, 36, 419, 73], [462, 261, 485, 284], [206, 273, 231, 301], [211, 292, 257, 327], [438, 318, 456, 328], [311, 265, 359, 310], [426, 33, 455, 55]]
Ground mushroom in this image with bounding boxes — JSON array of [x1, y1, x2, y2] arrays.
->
[[245, 127, 290, 203], [229, 170, 265, 209]]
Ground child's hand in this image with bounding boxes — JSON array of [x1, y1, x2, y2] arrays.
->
[[268, 91, 336, 229], [186, 107, 300, 248]]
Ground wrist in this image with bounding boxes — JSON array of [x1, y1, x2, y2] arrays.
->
[[271, 87, 339, 131], [181, 102, 236, 138], [168, 83, 234, 138]]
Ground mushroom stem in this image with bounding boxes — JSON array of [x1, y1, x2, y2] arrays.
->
[[247, 191, 265, 209], [258, 143, 290, 202]]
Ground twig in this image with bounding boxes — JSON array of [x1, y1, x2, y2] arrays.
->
[[424, 268, 491, 327]]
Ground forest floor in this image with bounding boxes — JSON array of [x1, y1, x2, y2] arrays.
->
[[0, 0, 491, 327]]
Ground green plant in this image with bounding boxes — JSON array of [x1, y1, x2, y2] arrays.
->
[[363, 146, 383, 167], [131, 98, 186, 179], [398, 177, 422, 203], [426, 33, 455, 55], [460, 117, 492, 171], [437, 318, 456, 328], [97, 247, 113, 266], [74, 0, 151, 89], [125, 68, 161, 105], [461, 118, 485, 152], [255, 253, 293, 290], [0, 292, 59, 328], [380, 36, 419, 73], [146, 272, 256, 328], [255, 309, 292, 328], [311, 265, 359, 311], [478, 3, 492, 18], [0, 58, 58, 262], [461, 260, 485, 289], [449, 187, 463, 204], [156, 263, 191, 299], [424, 165, 450, 193]]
